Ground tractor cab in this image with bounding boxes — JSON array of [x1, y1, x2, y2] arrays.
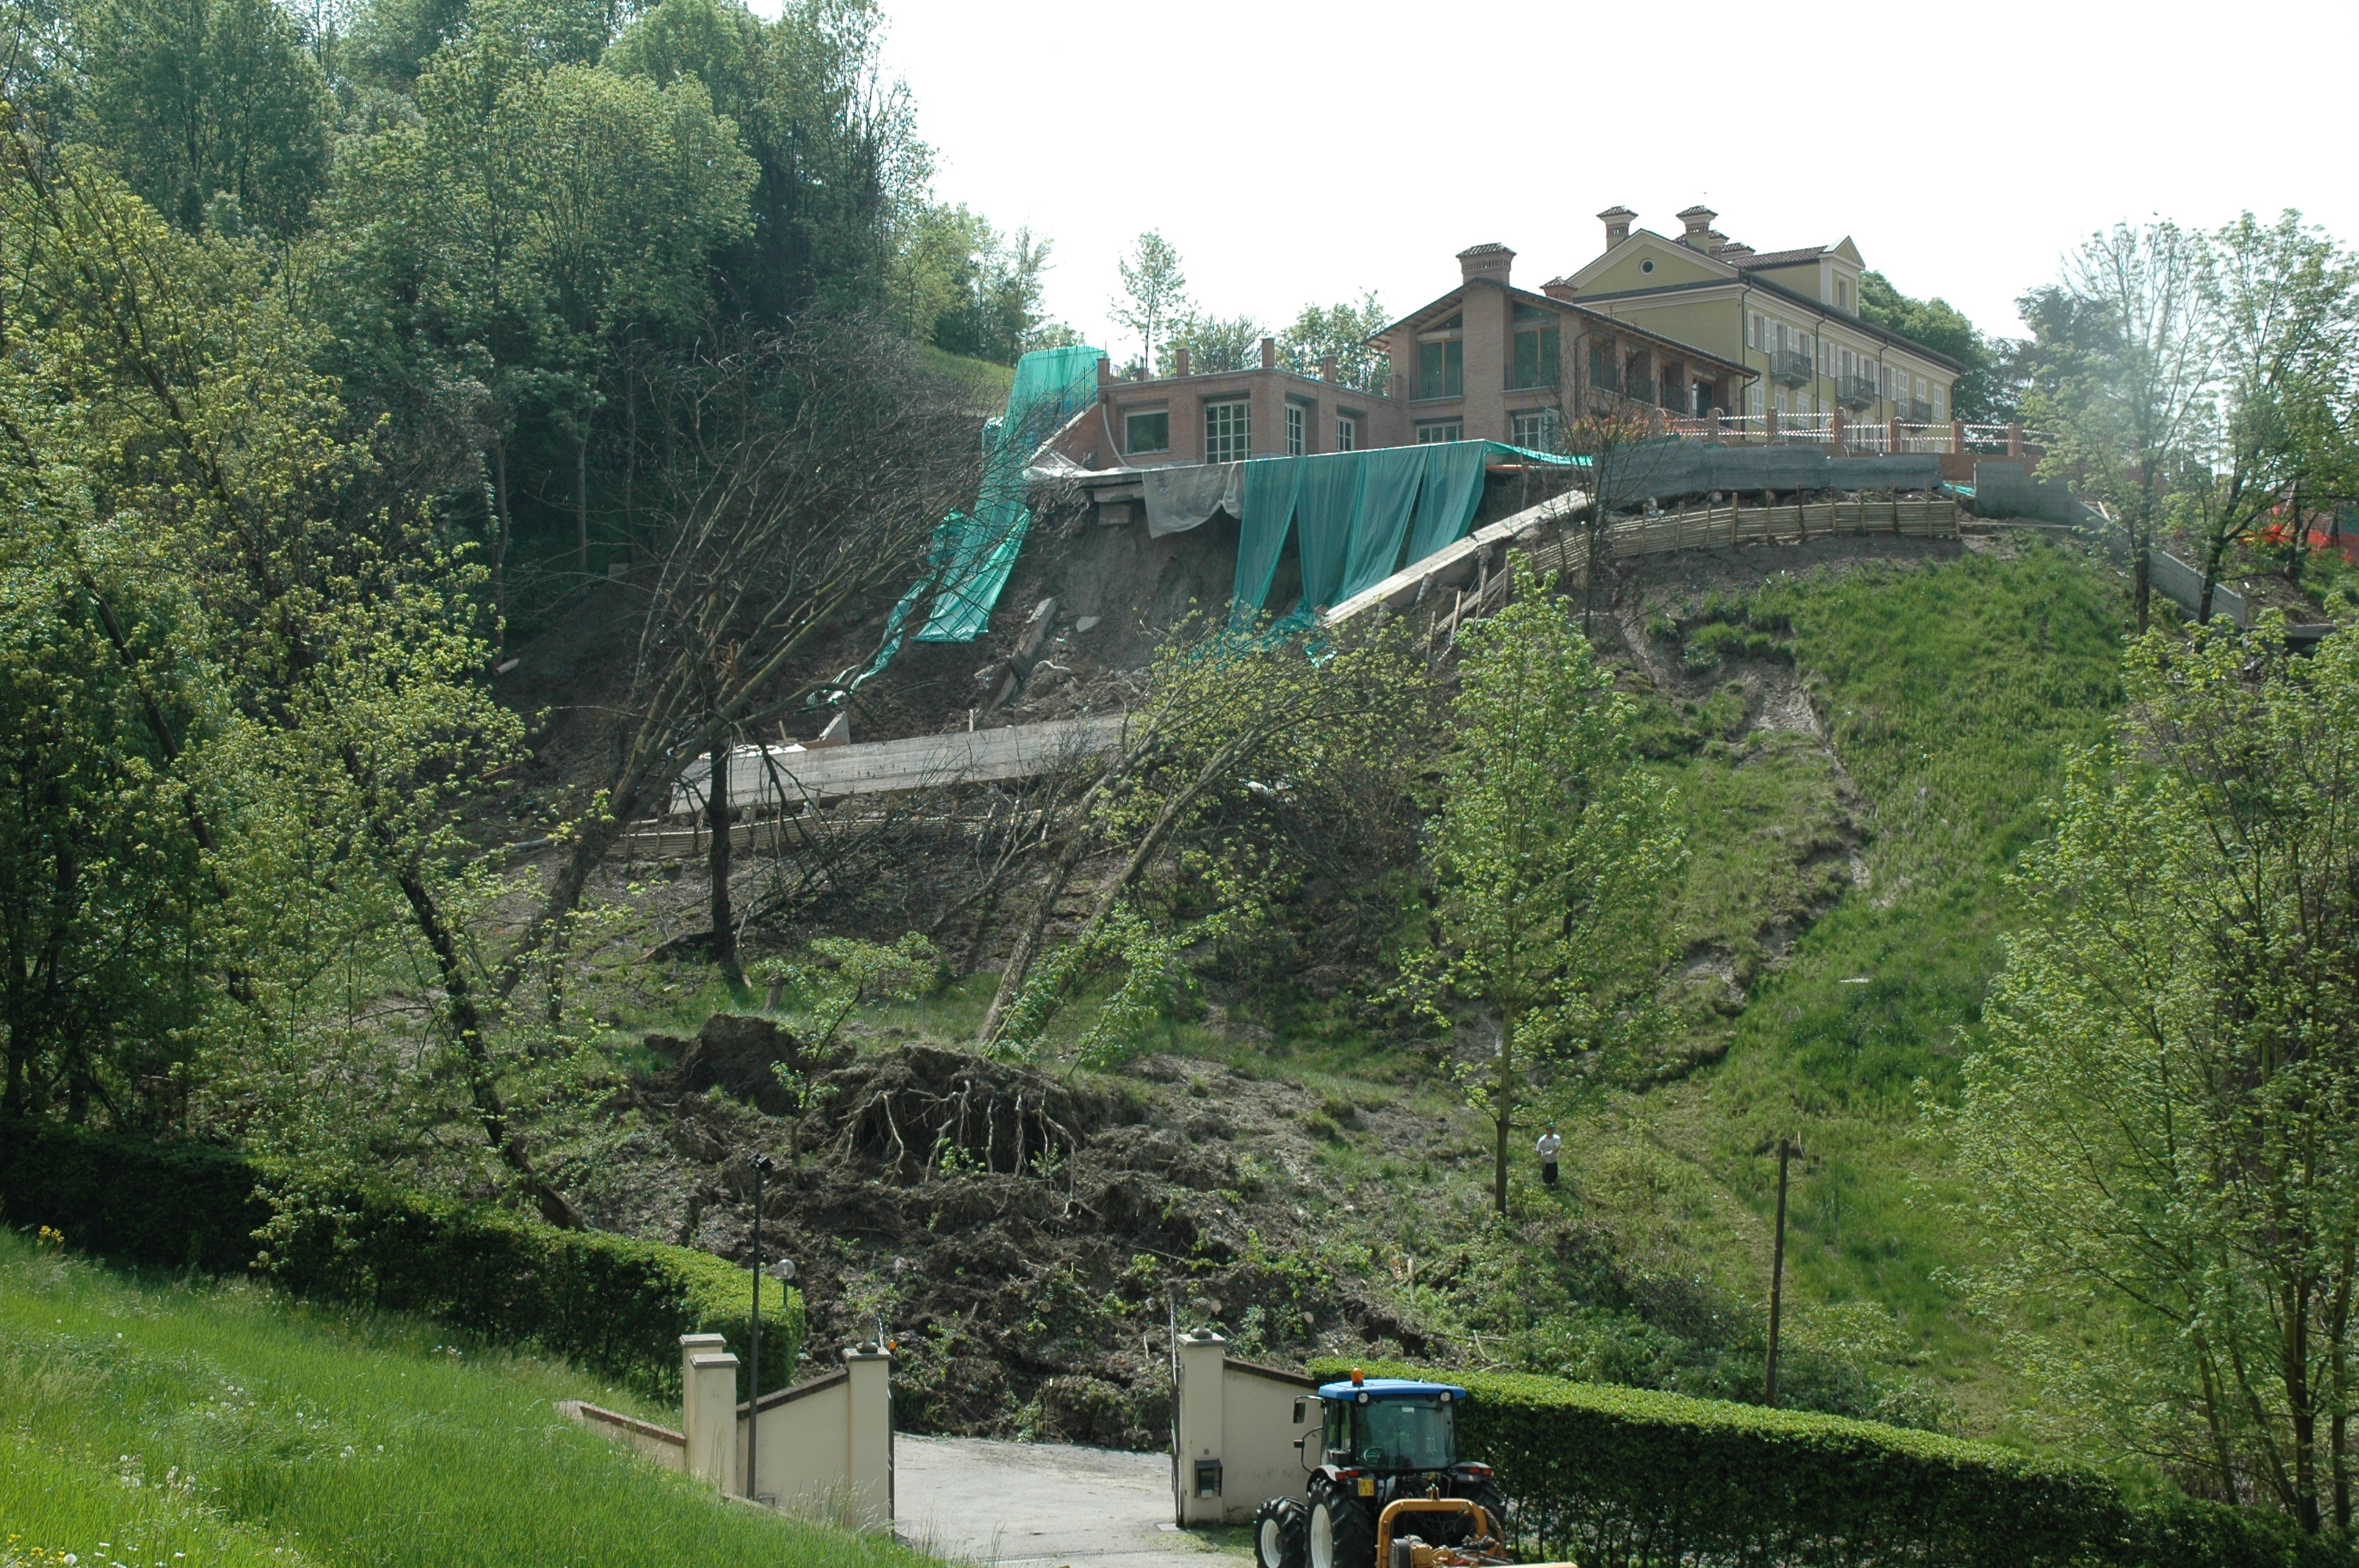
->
[[1312, 1378, 1463, 1475]]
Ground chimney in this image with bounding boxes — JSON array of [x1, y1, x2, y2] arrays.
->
[[1172, 346, 1190, 377], [1259, 336, 1276, 370], [1095, 357, 1111, 400], [1598, 206, 1636, 249], [1456, 242, 1514, 287], [1706, 228, 1730, 253], [1676, 205, 1717, 251], [1319, 354, 1338, 383], [1541, 277, 1578, 303]]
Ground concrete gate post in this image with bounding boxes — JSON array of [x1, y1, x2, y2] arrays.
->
[[685, 1350, 742, 1492], [1176, 1329, 1227, 1526], [845, 1345, 895, 1529]]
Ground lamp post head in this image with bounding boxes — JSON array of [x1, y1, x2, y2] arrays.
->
[[751, 1154, 776, 1175]]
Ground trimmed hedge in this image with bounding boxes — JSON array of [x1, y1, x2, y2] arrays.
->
[[1311, 1359, 2349, 1568], [0, 1119, 798, 1400]]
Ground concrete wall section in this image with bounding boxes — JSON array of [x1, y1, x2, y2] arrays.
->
[[1172, 1330, 1321, 1526]]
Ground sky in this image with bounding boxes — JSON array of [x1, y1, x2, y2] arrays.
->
[[836, 0, 2358, 367]]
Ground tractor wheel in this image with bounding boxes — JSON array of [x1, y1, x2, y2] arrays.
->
[[1307, 1485, 1376, 1568], [1254, 1497, 1307, 1568]]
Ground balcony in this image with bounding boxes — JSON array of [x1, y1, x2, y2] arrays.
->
[[1910, 398, 1932, 423], [1588, 361, 1623, 395], [1626, 377, 1657, 405], [1837, 374, 1877, 410], [1662, 383, 1688, 412], [1768, 349, 1813, 387]]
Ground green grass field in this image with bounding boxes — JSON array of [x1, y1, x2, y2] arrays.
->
[[0, 1229, 932, 1568]]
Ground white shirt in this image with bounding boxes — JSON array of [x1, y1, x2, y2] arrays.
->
[[1535, 1132, 1562, 1160]]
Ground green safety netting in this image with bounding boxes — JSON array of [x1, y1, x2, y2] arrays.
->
[[844, 345, 1103, 697], [1233, 441, 1573, 620], [1336, 446, 1427, 602], [1231, 455, 1305, 615]]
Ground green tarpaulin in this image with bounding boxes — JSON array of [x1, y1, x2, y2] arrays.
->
[[1231, 441, 1573, 619], [1336, 447, 1428, 602], [1404, 442, 1492, 566], [842, 346, 1100, 698], [918, 345, 1103, 641], [1292, 451, 1368, 612], [1231, 455, 1304, 616]]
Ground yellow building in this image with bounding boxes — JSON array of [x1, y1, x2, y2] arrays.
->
[[1554, 205, 1961, 426]]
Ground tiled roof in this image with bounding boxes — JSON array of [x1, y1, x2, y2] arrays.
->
[[1456, 241, 1515, 258], [1730, 246, 1827, 268]]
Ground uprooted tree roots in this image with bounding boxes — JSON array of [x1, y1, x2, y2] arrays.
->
[[828, 1046, 1100, 1180]]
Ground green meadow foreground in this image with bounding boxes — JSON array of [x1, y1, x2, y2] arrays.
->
[[0, 1229, 926, 1568]]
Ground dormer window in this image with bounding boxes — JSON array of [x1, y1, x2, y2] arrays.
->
[[1837, 278, 1852, 312]]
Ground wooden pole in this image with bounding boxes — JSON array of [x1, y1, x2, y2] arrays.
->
[[1767, 1138, 1792, 1408]]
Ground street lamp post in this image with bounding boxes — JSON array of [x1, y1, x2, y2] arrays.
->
[[747, 1153, 775, 1501]]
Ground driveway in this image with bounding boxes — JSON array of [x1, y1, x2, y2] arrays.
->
[[894, 1435, 1252, 1568]]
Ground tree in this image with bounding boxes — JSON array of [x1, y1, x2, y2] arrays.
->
[[500, 321, 980, 990], [1111, 229, 1186, 376], [1857, 270, 2007, 421], [2018, 221, 2214, 630], [1162, 310, 1262, 374], [1279, 292, 1388, 392], [1409, 569, 1682, 1215], [2179, 211, 2357, 622], [69, 0, 334, 235], [1953, 620, 2359, 1530], [976, 613, 1438, 1053]]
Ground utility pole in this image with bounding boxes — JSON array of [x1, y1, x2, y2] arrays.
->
[[1765, 1138, 1792, 1408], [747, 1152, 774, 1501]]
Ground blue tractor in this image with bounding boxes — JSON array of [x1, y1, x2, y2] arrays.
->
[[1252, 1373, 1507, 1568]]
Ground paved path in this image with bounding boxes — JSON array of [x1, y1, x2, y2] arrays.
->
[[894, 1436, 1250, 1568]]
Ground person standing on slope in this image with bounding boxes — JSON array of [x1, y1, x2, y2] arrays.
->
[[1536, 1126, 1562, 1188]]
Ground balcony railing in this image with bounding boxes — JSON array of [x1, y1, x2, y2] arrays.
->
[[1769, 349, 1813, 386], [1588, 361, 1622, 394], [1626, 377, 1657, 405], [1837, 375, 1877, 409], [1910, 398, 1932, 423]]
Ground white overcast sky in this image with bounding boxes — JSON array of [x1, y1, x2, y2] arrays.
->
[[841, 0, 2357, 363]]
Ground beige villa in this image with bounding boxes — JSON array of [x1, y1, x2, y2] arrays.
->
[[1553, 205, 1964, 425]]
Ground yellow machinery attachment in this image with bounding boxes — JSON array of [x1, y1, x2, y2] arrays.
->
[[1373, 1497, 1576, 1568]]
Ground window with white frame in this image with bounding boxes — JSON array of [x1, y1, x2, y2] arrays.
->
[[1915, 376, 1928, 403], [1773, 389, 1787, 416], [1124, 409, 1169, 454], [1285, 403, 1306, 456], [1932, 386, 1946, 419], [1511, 408, 1561, 451], [1336, 413, 1358, 451], [1205, 401, 1249, 463], [1415, 421, 1463, 444]]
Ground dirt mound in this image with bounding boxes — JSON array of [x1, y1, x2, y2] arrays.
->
[[638, 1013, 849, 1116]]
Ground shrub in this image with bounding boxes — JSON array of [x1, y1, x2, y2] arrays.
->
[[0, 1118, 797, 1399], [1310, 1359, 2348, 1568]]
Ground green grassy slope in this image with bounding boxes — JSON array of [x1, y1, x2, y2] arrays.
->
[[0, 1229, 932, 1568], [1633, 542, 2127, 1421]]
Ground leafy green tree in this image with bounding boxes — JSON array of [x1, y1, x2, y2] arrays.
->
[[1953, 620, 2359, 1531], [1280, 292, 1387, 391], [2017, 221, 2214, 630], [2178, 210, 2357, 620], [1164, 310, 1263, 374], [1410, 569, 1684, 1215], [69, 0, 333, 234], [1857, 270, 2005, 421], [1111, 229, 1187, 376]]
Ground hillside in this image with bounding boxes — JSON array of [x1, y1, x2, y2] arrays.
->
[[497, 528, 2130, 1448], [0, 1229, 930, 1568]]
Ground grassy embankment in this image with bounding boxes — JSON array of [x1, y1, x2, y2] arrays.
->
[[0, 1228, 932, 1568], [1613, 542, 2128, 1425]]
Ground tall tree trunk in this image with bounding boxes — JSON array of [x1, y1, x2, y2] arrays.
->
[[2332, 1235, 2354, 1530], [707, 720, 741, 985], [1492, 1005, 1518, 1216], [576, 427, 590, 578], [2132, 528, 2153, 632], [489, 441, 514, 653], [387, 848, 582, 1229]]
